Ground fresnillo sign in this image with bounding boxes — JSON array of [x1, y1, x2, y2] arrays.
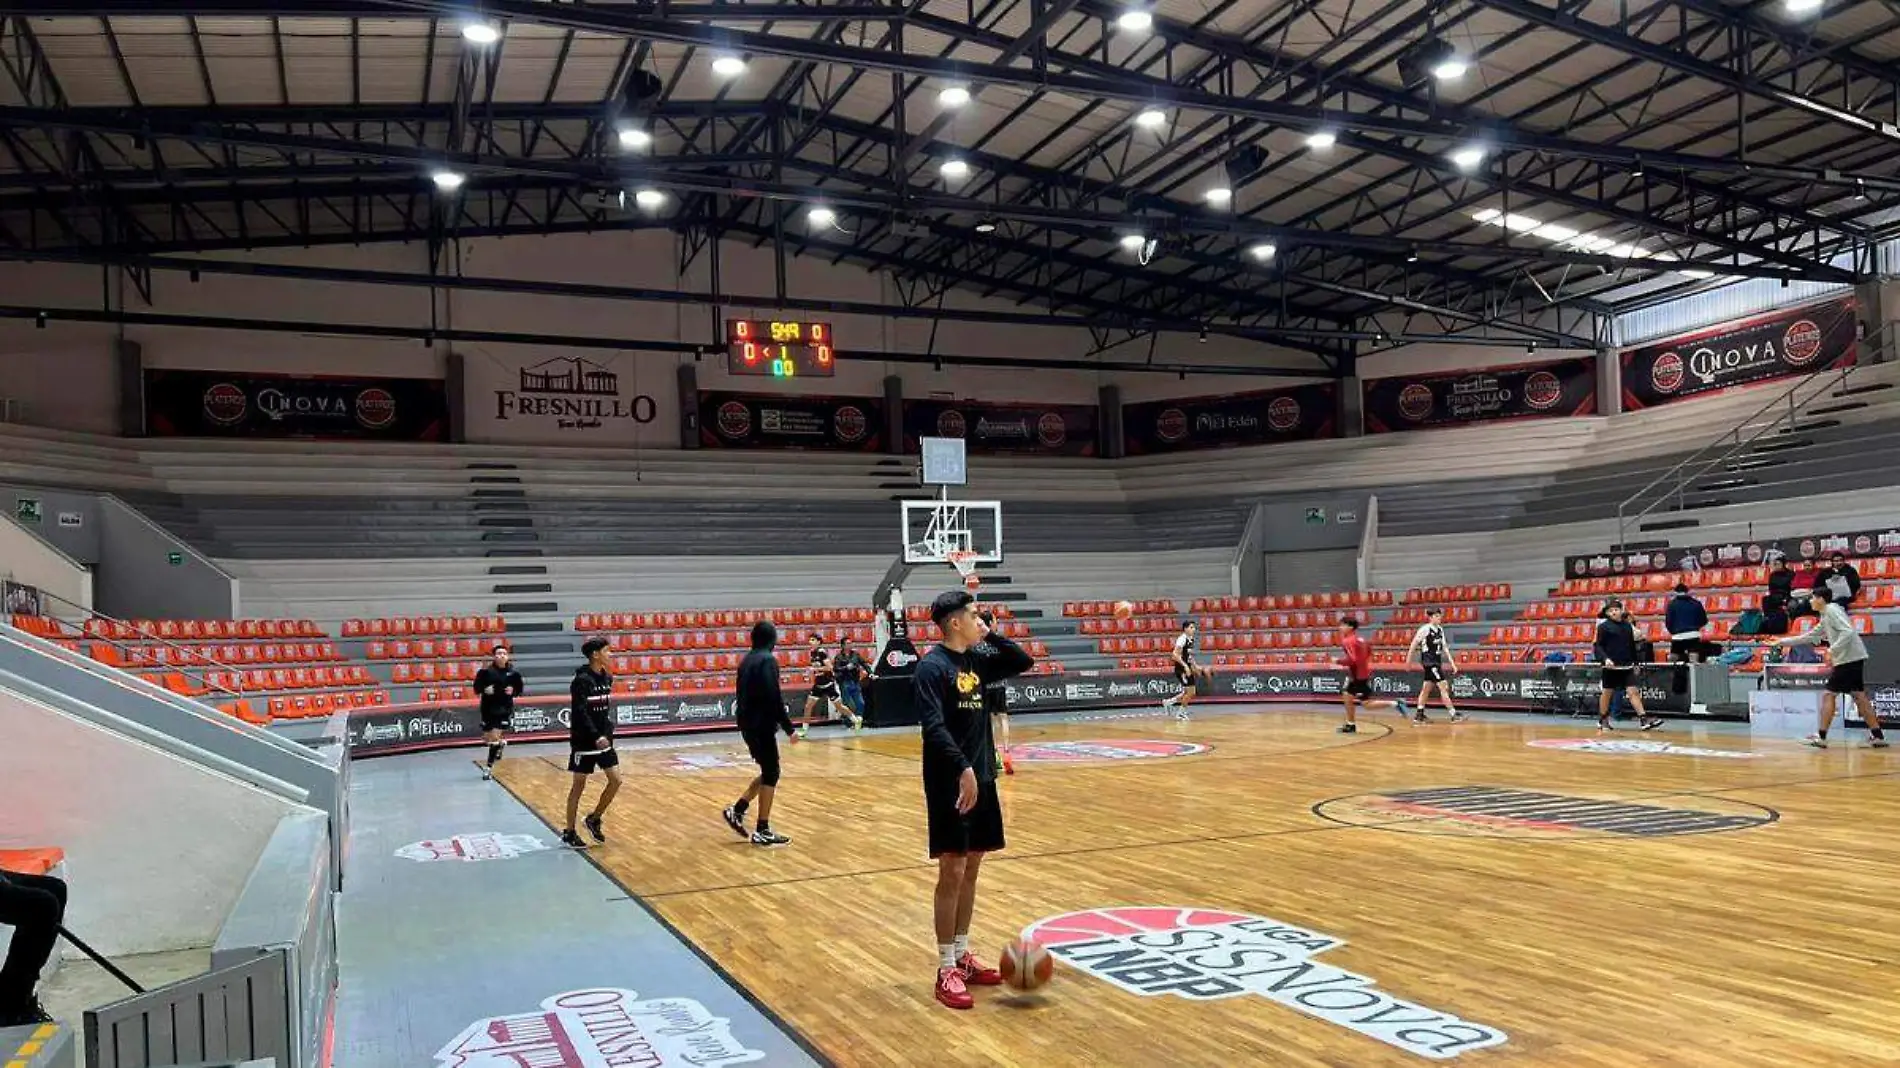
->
[[492, 356, 658, 430]]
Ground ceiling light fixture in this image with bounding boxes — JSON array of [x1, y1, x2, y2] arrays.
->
[[1116, 7, 1154, 32], [1305, 130, 1337, 150], [1679, 269, 1715, 279], [711, 54, 747, 77], [1134, 107, 1168, 129], [939, 158, 971, 180], [938, 84, 971, 108], [1119, 233, 1147, 252], [1784, 0, 1822, 13], [1450, 145, 1486, 172], [808, 206, 837, 227], [1204, 186, 1233, 206], [461, 21, 501, 45], [1247, 242, 1276, 262], [974, 217, 998, 234], [1399, 36, 1467, 86], [633, 188, 666, 210], [431, 169, 466, 192], [617, 125, 652, 150], [1406, 247, 1420, 263]]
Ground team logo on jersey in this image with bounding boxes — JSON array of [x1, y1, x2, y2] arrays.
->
[[1396, 383, 1434, 422], [1782, 318, 1823, 365], [1649, 351, 1686, 394], [436, 988, 764, 1067], [833, 405, 869, 443], [1024, 907, 1506, 1060], [956, 671, 981, 695], [1521, 371, 1563, 410], [1266, 395, 1302, 432], [396, 832, 548, 863], [1528, 738, 1761, 759], [1011, 740, 1209, 763], [1313, 785, 1776, 839]]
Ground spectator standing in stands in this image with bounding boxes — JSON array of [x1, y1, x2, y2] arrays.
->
[[1665, 584, 1710, 696], [0, 866, 64, 1026], [471, 645, 524, 780], [1333, 618, 1412, 734], [834, 642, 869, 724], [1405, 608, 1466, 724], [724, 621, 799, 846], [561, 637, 621, 848], [1761, 558, 1796, 634], [1815, 552, 1862, 607], [1594, 601, 1663, 733], [1776, 591, 1887, 749]]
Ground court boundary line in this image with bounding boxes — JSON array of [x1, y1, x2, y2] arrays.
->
[[493, 771, 838, 1068]]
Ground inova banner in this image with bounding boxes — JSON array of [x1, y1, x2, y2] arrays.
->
[[145, 368, 449, 440], [1620, 296, 1858, 409], [1362, 357, 1597, 433], [1122, 382, 1337, 455], [903, 399, 1099, 457]]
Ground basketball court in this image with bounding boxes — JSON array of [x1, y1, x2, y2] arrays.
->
[[493, 705, 1900, 1067]]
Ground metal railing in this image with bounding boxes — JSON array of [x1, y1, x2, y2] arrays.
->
[[20, 586, 246, 705], [1614, 363, 1856, 547], [85, 950, 292, 1068]]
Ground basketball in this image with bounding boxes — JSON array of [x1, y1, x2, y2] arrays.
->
[[1113, 600, 1135, 619], [999, 938, 1054, 991]]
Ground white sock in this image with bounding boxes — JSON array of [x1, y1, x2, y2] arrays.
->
[[952, 934, 969, 960], [939, 943, 956, 969]]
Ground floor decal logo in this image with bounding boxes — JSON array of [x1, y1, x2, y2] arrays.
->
[[437, 988, 764, 1067], [664, 752, 746, 772], [397, 833, 549, 863], [1313, 785, 1777, 839], [1024, 907, 1506, 1060], [1529, 738, 1762, 759], [1011, 739, 1209, 762]]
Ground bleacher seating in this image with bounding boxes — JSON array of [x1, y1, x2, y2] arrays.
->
[[1402, 583, 1512, 605], [341, 615, 506, 637], [84, 617, 323, 640]]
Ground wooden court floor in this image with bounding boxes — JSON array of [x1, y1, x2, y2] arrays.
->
[[496, 707, 1900, 1067]]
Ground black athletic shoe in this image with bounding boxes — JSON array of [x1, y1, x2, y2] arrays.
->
[[1336, 722, 1357, 734], [722, 806, 748, 836], [1640, 717, 1663, 731], [0, 997, 53, 1027], [750, 828, 791, 847], [1412, 710, 1431, 724], [583, 813, 607, 844], [560, 829, 589, 849]]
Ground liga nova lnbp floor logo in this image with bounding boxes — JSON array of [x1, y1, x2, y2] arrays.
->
[[1023, 907, 1507, 1060]]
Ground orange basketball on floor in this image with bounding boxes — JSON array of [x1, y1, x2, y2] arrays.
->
[[999, 938, 1054, 991], [1113, 600, 1135, 619]]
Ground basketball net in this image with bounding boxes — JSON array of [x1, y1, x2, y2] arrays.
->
[[947, 550, 981, 592]]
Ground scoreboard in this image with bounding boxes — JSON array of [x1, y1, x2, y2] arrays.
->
[[726, 319, 836, 377]]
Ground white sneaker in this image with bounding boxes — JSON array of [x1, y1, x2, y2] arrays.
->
[[1802, 734, 1828, 749], [1868, 736, 1890, 749]]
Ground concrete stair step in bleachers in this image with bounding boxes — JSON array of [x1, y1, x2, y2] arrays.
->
[[0, 1024, 74, 1068]]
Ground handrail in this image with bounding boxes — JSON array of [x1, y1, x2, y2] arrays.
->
[[1357, 494, 1381, 591], [1230, 501, 1266, 596], [1613, 362, 1854, 546], [25, 584, 246, 703]]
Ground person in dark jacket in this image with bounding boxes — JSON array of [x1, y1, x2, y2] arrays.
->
[[0, 867, 65, 1026], [915, 590, 1034, 1011], [471, 645, 525, 780], [977, 611, 1015, 776], [834, 643, 870, 724], [1594, 601, 1662, 733], [1761, 559, 1796, 633], [1665, 584, 1710, 696], [1814, 552, 1862, 607], [561, 637, 620, 849], [723, 621, 800, 846]]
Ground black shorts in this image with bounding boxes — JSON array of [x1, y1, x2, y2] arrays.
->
[[1600, 668, 1634, 692], [1345, 679, 1373, 699], [925, 776, 1005, 859], [1825, 659, 1866, 695], [480, 707, 513, 733], [1420, 661, 1446, 683], [1175, 663, 1198, 686], [743, 730, 780, 778], [810, 680, 841, 700], [567, 747, 620, 775]]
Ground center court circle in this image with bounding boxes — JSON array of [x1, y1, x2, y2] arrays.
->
[[1313, 784, 1777, 839], [1527, 738, 1763, 759], [1009, 739, 1210, 763]]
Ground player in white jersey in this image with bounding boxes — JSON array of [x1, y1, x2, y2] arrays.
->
[[1161, 621, 1206, 721], [1405, 608, 1466, 723]]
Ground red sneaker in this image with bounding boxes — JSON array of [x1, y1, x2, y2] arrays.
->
[[934, 967, 973, 1010], [1002, 756, 1016, 776], [957, 952, 1003, 986]]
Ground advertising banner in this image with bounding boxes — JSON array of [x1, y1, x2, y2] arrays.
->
[[903, 399, 1098, 457], [464, 352, 673, 446], [1762, 666, 1900, 727], [1362, 357, 1597, 433], [1620, 296, 1858, 409], [1122, 382, 1337, 455], [1563, 523, 1900, 579], [697, 390, 884, 451], [144, 368, 449, 441]]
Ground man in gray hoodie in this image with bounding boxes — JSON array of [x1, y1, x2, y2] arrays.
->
[[1775, 590, 1888, 749]]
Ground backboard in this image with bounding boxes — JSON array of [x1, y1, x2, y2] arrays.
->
[[919, 436, 968, 487], [901, 499, 1004, 565]]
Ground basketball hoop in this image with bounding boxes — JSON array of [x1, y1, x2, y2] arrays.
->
[[947, 550, 981, 592]]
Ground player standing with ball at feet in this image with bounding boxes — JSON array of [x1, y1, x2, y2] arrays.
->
[[915, 590, 1035, 1010]]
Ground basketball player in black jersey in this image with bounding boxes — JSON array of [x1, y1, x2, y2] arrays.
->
[[1161, 621, 1205, 721], [1405, 608, 1467, 723], [802, 635, 862, 730]]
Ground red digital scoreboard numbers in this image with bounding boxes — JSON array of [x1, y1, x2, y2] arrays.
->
[[726, 319, 836, 378]]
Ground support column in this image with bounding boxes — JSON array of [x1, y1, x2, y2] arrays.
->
[[677, 361, 700, 448], [883, 374, 904, 455], [444, 348, 467, 443], [1339, 377, 1365, 437], [1098, 383, 1123, 458], [1596, 347, 1623, 415], [114, 338, 142, 436], [1859, 278, 1894, 363]]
